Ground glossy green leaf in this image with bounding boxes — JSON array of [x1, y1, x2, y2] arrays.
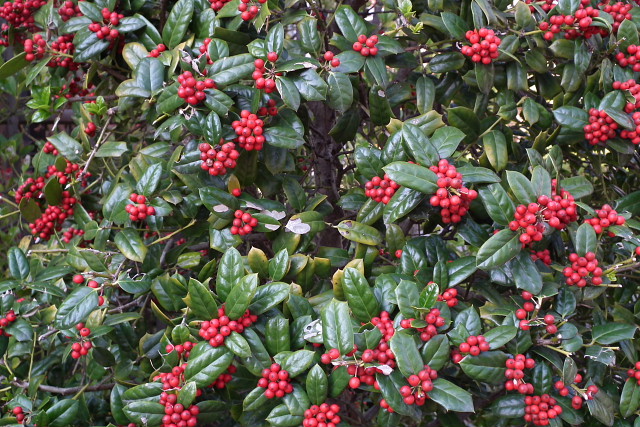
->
[[8, 248, 29, 280], [55, 287, 99, 329], [477, 230, 521, 270], [321, 299, 354, 355], [225, 273, 259, 319], [162, 0, 194, 48], [183, 343, 234, 387], [306, 364, 328, 405], [383, 162, 438, 194], [390, 330, 423, 376], [342, 267, 380, 323], [115, 228, 148, 263]]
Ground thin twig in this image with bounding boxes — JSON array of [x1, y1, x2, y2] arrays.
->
[[11, 380, 115, 395]]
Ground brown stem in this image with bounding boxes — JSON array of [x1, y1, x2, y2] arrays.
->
[[11, 380, 114, 395]]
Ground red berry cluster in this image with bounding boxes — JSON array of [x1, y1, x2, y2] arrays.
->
[[197, 38, 214, 64], [437, 287, 459, 307], [23, 34, 45, 61], [257, 99, 279, 117], [209, 0, 231, 11], [539, 3, 606, 41], [525, 0, 554, 12], [85, 122, 97, 136], [346, 359, 381, 389], [350, 312, 398, 368], [232, 110, 266, 151], [554, 373, 598, 409], [43, 141, 59, 155], [614, 80, 640, 113], [126, 193, 156, 221], [257, 363, 293, 398], [621, 111, 640, 144], [12, 407, 25, 424], [47, 35, 79, 69], [156, 363, 188, 389], [563, 252, 603, 287], [584, 109, 618, 145], [460, 28, 501, 64], [0, 310, 17, 336], [59, 77, 96, 100], [516, 291, 536, 330], [601, 1, 633, 33], [198, 305, 258, 347], [542, 314, 557, 335], [584, 203, 625, 235], [302, 403, 341, 427], [370, 312, 396, 341], [198, 141, 240, 176], [149, 43, 167, 57], [231, 209, 259, 235], [615, 45, 640, 71], [252, 53, 279, 93], [548, 182, 579, 228], [177, 71, 216, 105], [626, 361, 640, 384], [71, 322, 92, 359], [355, 347, 396, 383], [160, 393, 200, 427], [509, 203, 548, 246], [364, 174, 400, 204], [15, 176, 45, 204], [504, 354, 535, 394], [530, 249, 552, 265], [429, 159, 478, 223], [401, 308, 445, 342], [510, 192, 578, 240], [399, 365, 438, 406], [88, 8, 125, 41], [0, 0, 45, 31], [165, 341, 194, 359], [524, 394, 563, 426], [231, 188, 242, 197], [210, 365, 236, 389], [320, 347, 343, 364], [238, 0, 266, 21], [29, 191, 77, 240], [458, 335, 490, 356], [352, 34, 379, 56], [322, 51, 340, 68], [62, 227, 84, 243], [57, 0, 81, 21], [46, 160, 83, 184]]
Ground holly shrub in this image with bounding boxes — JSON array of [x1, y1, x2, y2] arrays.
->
[[4, 0, 640, 425]]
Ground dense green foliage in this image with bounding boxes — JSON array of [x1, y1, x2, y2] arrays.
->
[[3, 0, 640, 426]]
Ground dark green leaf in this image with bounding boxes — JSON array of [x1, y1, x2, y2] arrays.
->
[[459, 351, 508, 383], [383, 162, 438, 194], [306, 365, 328, 405], [430, 378, 475, 412], [55, 287, 99, 330], [390, 330, 423, 376], [342, 267, 380, 323], [115, 228, 148, 263], [477, 230, 521, 269], [162, 0, 194, 48], [225, 273, 259, 319], [183, 343, 234, 387], [8, 248, 29, 280], [321, 299, 354, 355]]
